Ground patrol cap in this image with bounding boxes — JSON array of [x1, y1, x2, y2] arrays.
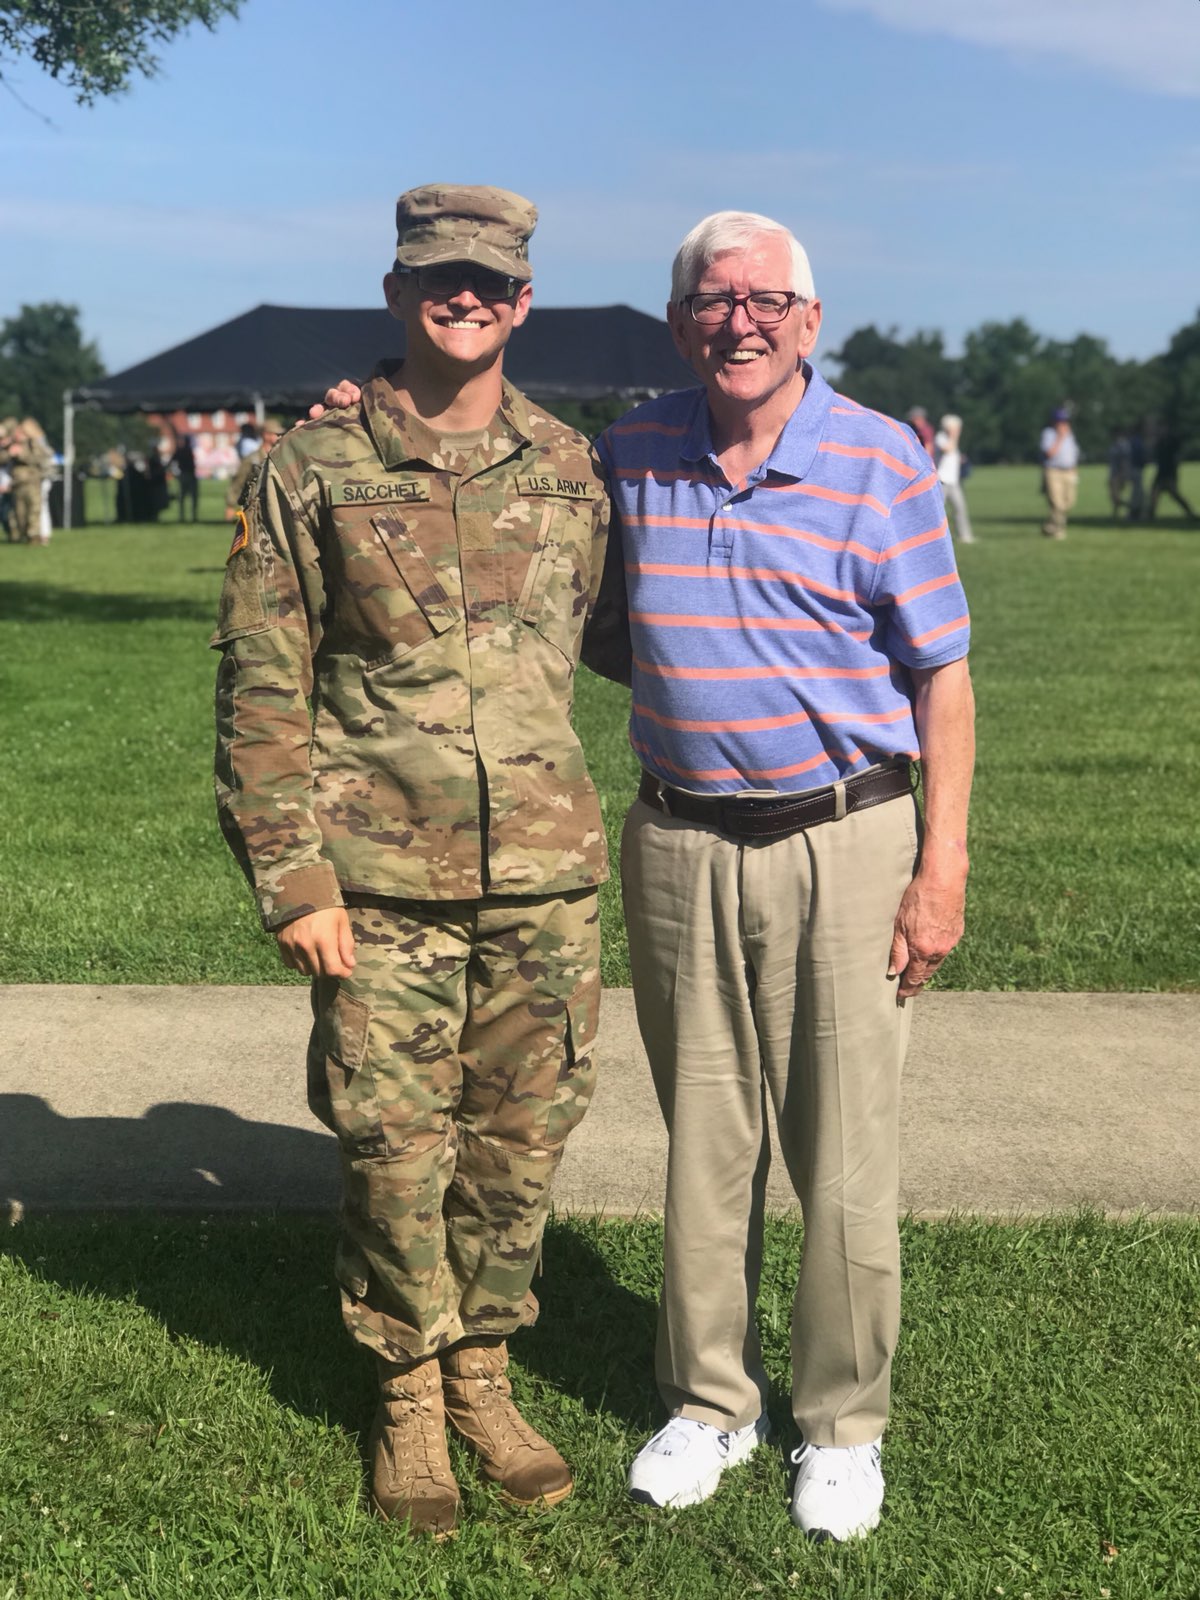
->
[[261, 416, 285, 436], [395, 184, 537, 283]]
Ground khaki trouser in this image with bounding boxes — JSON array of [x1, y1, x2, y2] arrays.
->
[[1042, 467, 1078, 537], [308, 889, 600, 1366], [622, 791, 919, 1446]]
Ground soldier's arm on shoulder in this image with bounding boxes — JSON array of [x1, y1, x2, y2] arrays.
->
[[580, 444, 631, 688], [212, 461, 341, 931]]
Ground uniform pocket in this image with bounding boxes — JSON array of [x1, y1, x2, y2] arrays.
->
[[313, 986, 386, 1157], [517, 498, 593, 668], [545, 975, 601, 1147]]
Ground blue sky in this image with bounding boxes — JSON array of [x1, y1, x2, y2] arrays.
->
[[3, 0, 1198, 374]]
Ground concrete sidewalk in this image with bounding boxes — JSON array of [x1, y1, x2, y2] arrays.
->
[[2, 986, 1197, 1218]]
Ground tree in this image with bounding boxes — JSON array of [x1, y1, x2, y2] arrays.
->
[[0, 300, 155, 463], [1159, 308, 1200, 448], [827, 324, 958, 432], [0, 1, 242, 105]]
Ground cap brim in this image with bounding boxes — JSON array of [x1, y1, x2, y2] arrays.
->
[[394, 237, 532, 282]]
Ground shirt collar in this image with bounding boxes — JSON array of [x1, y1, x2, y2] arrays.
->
[[362, 360, 532, 470], [679, 362, 833, 482]]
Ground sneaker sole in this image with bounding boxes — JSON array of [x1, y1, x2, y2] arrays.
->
[[795, 1506, 882, 1542], [629, 1420, 771, 1509]]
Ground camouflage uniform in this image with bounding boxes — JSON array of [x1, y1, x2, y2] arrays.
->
[[225, 446, 264, 512], [9, 433, 52, 543], [212, 363, 609, 1364]]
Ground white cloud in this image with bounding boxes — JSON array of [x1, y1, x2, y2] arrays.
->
[[816, 0, 1200, 97]]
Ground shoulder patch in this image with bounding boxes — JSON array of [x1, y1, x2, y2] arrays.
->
[[227, 510, 250, 561]]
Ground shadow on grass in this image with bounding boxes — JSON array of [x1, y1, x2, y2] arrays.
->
[[0, 579, 215, 624], [1, 1095, 659, 1434]]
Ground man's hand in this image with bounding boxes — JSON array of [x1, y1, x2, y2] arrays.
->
[[276, 907, 356, 978], [888, 863, 966, 1000], [308, 379, 363, 421]]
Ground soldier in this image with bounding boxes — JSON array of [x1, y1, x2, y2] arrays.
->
[[6, 419, 53, 544], [212, 184, 609, 1537], [224, 417, 284, 518]]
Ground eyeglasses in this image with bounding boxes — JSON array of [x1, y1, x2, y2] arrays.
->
[[682, 291, 803, 328], [393, 262, 521, 302]]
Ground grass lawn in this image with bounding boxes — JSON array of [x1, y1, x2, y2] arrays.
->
[[0, 465, 1197, 989], [3, 1211, 1198, 1600]]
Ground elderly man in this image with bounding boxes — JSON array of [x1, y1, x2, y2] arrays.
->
[[214, 184, 609, 1536], [583, 209, 974, 1541]]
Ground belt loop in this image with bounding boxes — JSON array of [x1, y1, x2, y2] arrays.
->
[[833, 780, 847, 822]]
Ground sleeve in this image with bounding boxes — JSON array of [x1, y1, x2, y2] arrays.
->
[[580, 435, 632, 687], [211, 459, 343, 930], [871, 464, 970, 670]]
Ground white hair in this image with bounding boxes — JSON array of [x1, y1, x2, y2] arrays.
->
[[670, 211, 816, 303]]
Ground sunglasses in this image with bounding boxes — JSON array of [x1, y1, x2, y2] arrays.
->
[[393, 262, 521, 302]]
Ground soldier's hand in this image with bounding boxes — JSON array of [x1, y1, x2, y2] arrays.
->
[[276, 908, 357, 978], [308, 379, 363, 421]]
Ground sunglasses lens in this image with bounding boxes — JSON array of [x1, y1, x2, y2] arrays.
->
[[416, 265, 516, 300]]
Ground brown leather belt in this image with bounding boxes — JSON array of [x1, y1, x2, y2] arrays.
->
[[637, 763, 915, 841]]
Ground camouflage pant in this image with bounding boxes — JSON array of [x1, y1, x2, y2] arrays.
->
[[308, 888, 601, 1366], [9, 483, 41, 542]]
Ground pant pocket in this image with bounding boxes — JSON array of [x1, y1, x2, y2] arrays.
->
[[545, 976, 601, 1147], [313, 984, 386, 1158]]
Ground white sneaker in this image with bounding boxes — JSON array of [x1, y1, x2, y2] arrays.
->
[[628, 1414, 771, 1508], [789, 1437, 884, 1540]]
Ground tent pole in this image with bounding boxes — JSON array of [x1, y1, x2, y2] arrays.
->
[[253, 392, 265, 427], [63, 391, 75, 530]]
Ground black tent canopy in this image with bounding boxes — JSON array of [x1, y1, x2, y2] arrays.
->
[[70, 301, 693, 414], [62, 301, 694, 524]]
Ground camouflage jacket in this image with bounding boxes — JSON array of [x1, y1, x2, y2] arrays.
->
[[212, 364, 610, 929], [9, 439, 53, 486]]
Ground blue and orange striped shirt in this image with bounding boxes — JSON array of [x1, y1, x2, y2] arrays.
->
[[593, 366, 970, 794]]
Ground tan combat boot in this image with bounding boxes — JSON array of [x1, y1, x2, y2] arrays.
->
[[369, 1354, 460, 1536], [441, 1340, 573, 1508]]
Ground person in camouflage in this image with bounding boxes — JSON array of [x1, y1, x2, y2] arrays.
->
[[6, 419, 54, 543], [223, 416, 284, 518], [212, 184, 609, 1536]]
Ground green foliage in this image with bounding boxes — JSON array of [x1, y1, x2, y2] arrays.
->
[[0, 302, 101, 450], [0, 0, 242, 104], [2, 1213, 1199, 1598], [829, 312, 1200, 463]]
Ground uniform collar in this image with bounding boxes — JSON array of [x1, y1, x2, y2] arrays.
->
[[362, 360, 532, 471], [680, 361, 832, 482]]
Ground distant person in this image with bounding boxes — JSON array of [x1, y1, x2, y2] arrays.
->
[[236, 420, 260, 459], [934, 414, 975, 543], [172, 435, 200, 523], [1039, 407, 1079, 539], [146, 447, 170, 521], [1106, 427, 1132, 519], [224, 417, 284, 519], [1127, 426, 1147, 520], [906, 405, 935, 456], [5, 418, 53, 544], [1147, 432, 1197, 522]]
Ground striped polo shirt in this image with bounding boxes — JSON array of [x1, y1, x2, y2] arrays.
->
[[596, 365, 970, 795]]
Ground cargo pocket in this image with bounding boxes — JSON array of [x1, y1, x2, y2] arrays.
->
[[517, 499, 592, 668], [545, 976, 601, 1147], [314, 986, 386, 1158], [334, 1234, 371, 1301], [361, 510, 460, 666]]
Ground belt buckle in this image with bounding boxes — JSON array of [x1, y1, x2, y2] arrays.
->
[[656, 780, 672, 818]]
